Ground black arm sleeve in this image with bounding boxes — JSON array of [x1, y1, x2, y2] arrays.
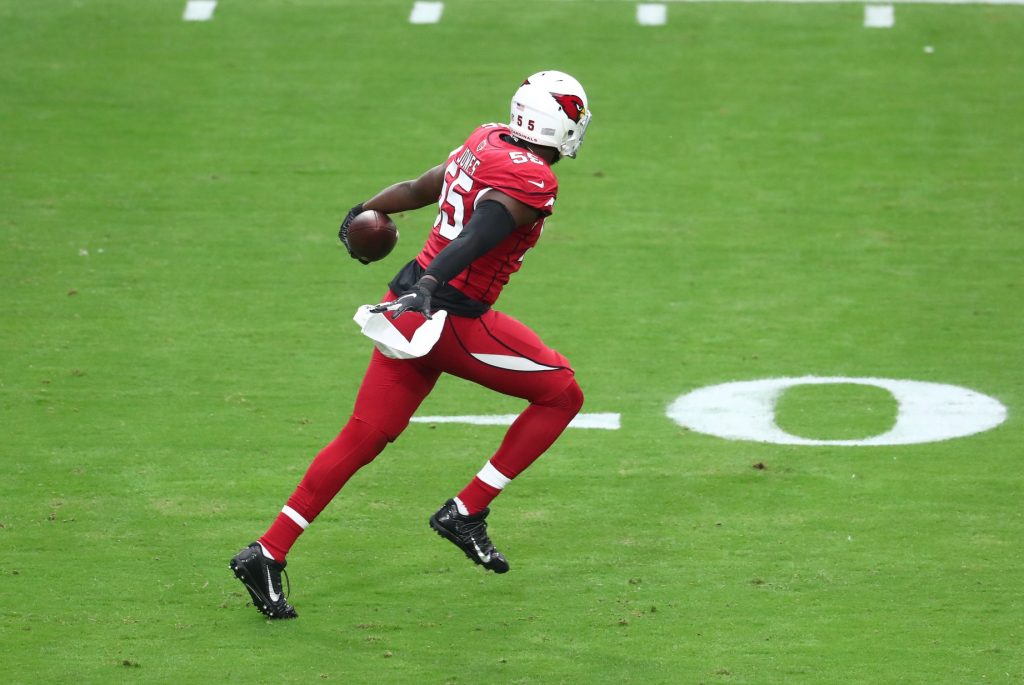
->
[[423, 199, 517, 284]]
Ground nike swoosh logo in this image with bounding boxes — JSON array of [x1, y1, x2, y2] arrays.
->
[[266, 567, 281, 602], [528, 180, 545, 188], [472, 541, 491, 563]]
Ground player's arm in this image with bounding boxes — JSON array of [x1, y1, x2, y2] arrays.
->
[[424, 191, 539, 283], [363, 163, 446, 214], [339, 164, 446, 262], [372, 191, 541, 319]]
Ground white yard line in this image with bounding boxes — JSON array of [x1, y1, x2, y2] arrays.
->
[[411, 413, 622, 430], [630, 0, 1024, 5]]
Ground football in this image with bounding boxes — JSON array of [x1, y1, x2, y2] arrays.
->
[[346, 210, 399, 263]]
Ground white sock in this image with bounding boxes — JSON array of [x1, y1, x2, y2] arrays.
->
[[258, 542, 276, 560], [453, 496, 470, 516], [477, 461, 512, 490]]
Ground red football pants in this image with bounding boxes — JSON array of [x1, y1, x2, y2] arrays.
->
[[353, 305, 580, 439], [259, 304, 583, 562]]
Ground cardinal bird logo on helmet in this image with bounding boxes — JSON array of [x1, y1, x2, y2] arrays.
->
[[550, 93, 586, 123]]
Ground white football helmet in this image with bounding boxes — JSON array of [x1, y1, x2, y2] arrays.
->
[[509, 70, 591, 159]]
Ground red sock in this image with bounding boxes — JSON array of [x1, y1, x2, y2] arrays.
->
[[456, 381, 584, 514], [456, 476, 502, 514], [259, 417, 389, 562], [259, 515, 302, 563]]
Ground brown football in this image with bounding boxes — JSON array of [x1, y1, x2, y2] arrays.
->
[[346, 210, 399, 263]]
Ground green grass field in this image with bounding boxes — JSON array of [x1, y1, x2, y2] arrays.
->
[[2, 1, 1023, 682]]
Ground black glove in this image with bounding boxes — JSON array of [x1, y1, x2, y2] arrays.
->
[[338, 203, 369, 264], [369, 277, 439, 320]]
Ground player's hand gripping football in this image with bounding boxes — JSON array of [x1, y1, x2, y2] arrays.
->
[[338, 203, 370, 264], [370, 277, 438, 320]]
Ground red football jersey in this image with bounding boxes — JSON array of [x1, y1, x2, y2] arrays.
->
[[415, 124, 558, 305]]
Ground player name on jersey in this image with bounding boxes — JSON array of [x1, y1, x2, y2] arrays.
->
[[455, 147, 481, 176]]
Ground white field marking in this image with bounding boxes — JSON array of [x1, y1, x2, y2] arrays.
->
[[864, 4, 895, 27], [577, 0, 1024, 4], [666, 377, 1007, 446], [637, 3, 669, 24], [411, 412, 621, 430], [409, 1, 444, 24], [183, 0, 217, 21]]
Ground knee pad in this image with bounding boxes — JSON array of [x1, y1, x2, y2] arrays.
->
[[330, 417, 391, 465], [351, 409, 409, 443], [544, 378, 584, 415]]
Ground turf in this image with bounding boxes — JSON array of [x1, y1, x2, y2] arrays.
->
[[1, 1, 1022, 683]]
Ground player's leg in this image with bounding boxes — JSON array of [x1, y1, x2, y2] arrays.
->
[[231, 347, 439, 617], [445, 310, 583, 513], [456, 375, 583, 513], [254, 418, 390, 565], [426, 311, 584, 572], [258, 349, 440, 561]]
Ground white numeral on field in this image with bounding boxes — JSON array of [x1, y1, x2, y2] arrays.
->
[[667, 377, 1006, 446], [410, 378, 1007, 446]]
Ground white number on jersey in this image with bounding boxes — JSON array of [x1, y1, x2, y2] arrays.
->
[[508, 151, 545, 165], [434, 160, 475, 240]]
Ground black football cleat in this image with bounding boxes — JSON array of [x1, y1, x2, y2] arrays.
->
[[429, 499, 509, 574], [229, 542, 298, 619]]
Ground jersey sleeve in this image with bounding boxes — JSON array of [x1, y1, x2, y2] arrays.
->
[[486, 163, 558, 216], [473, 140, 559, 216]]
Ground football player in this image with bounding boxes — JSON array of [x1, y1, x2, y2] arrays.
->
[[230, 71, 592, 619]]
